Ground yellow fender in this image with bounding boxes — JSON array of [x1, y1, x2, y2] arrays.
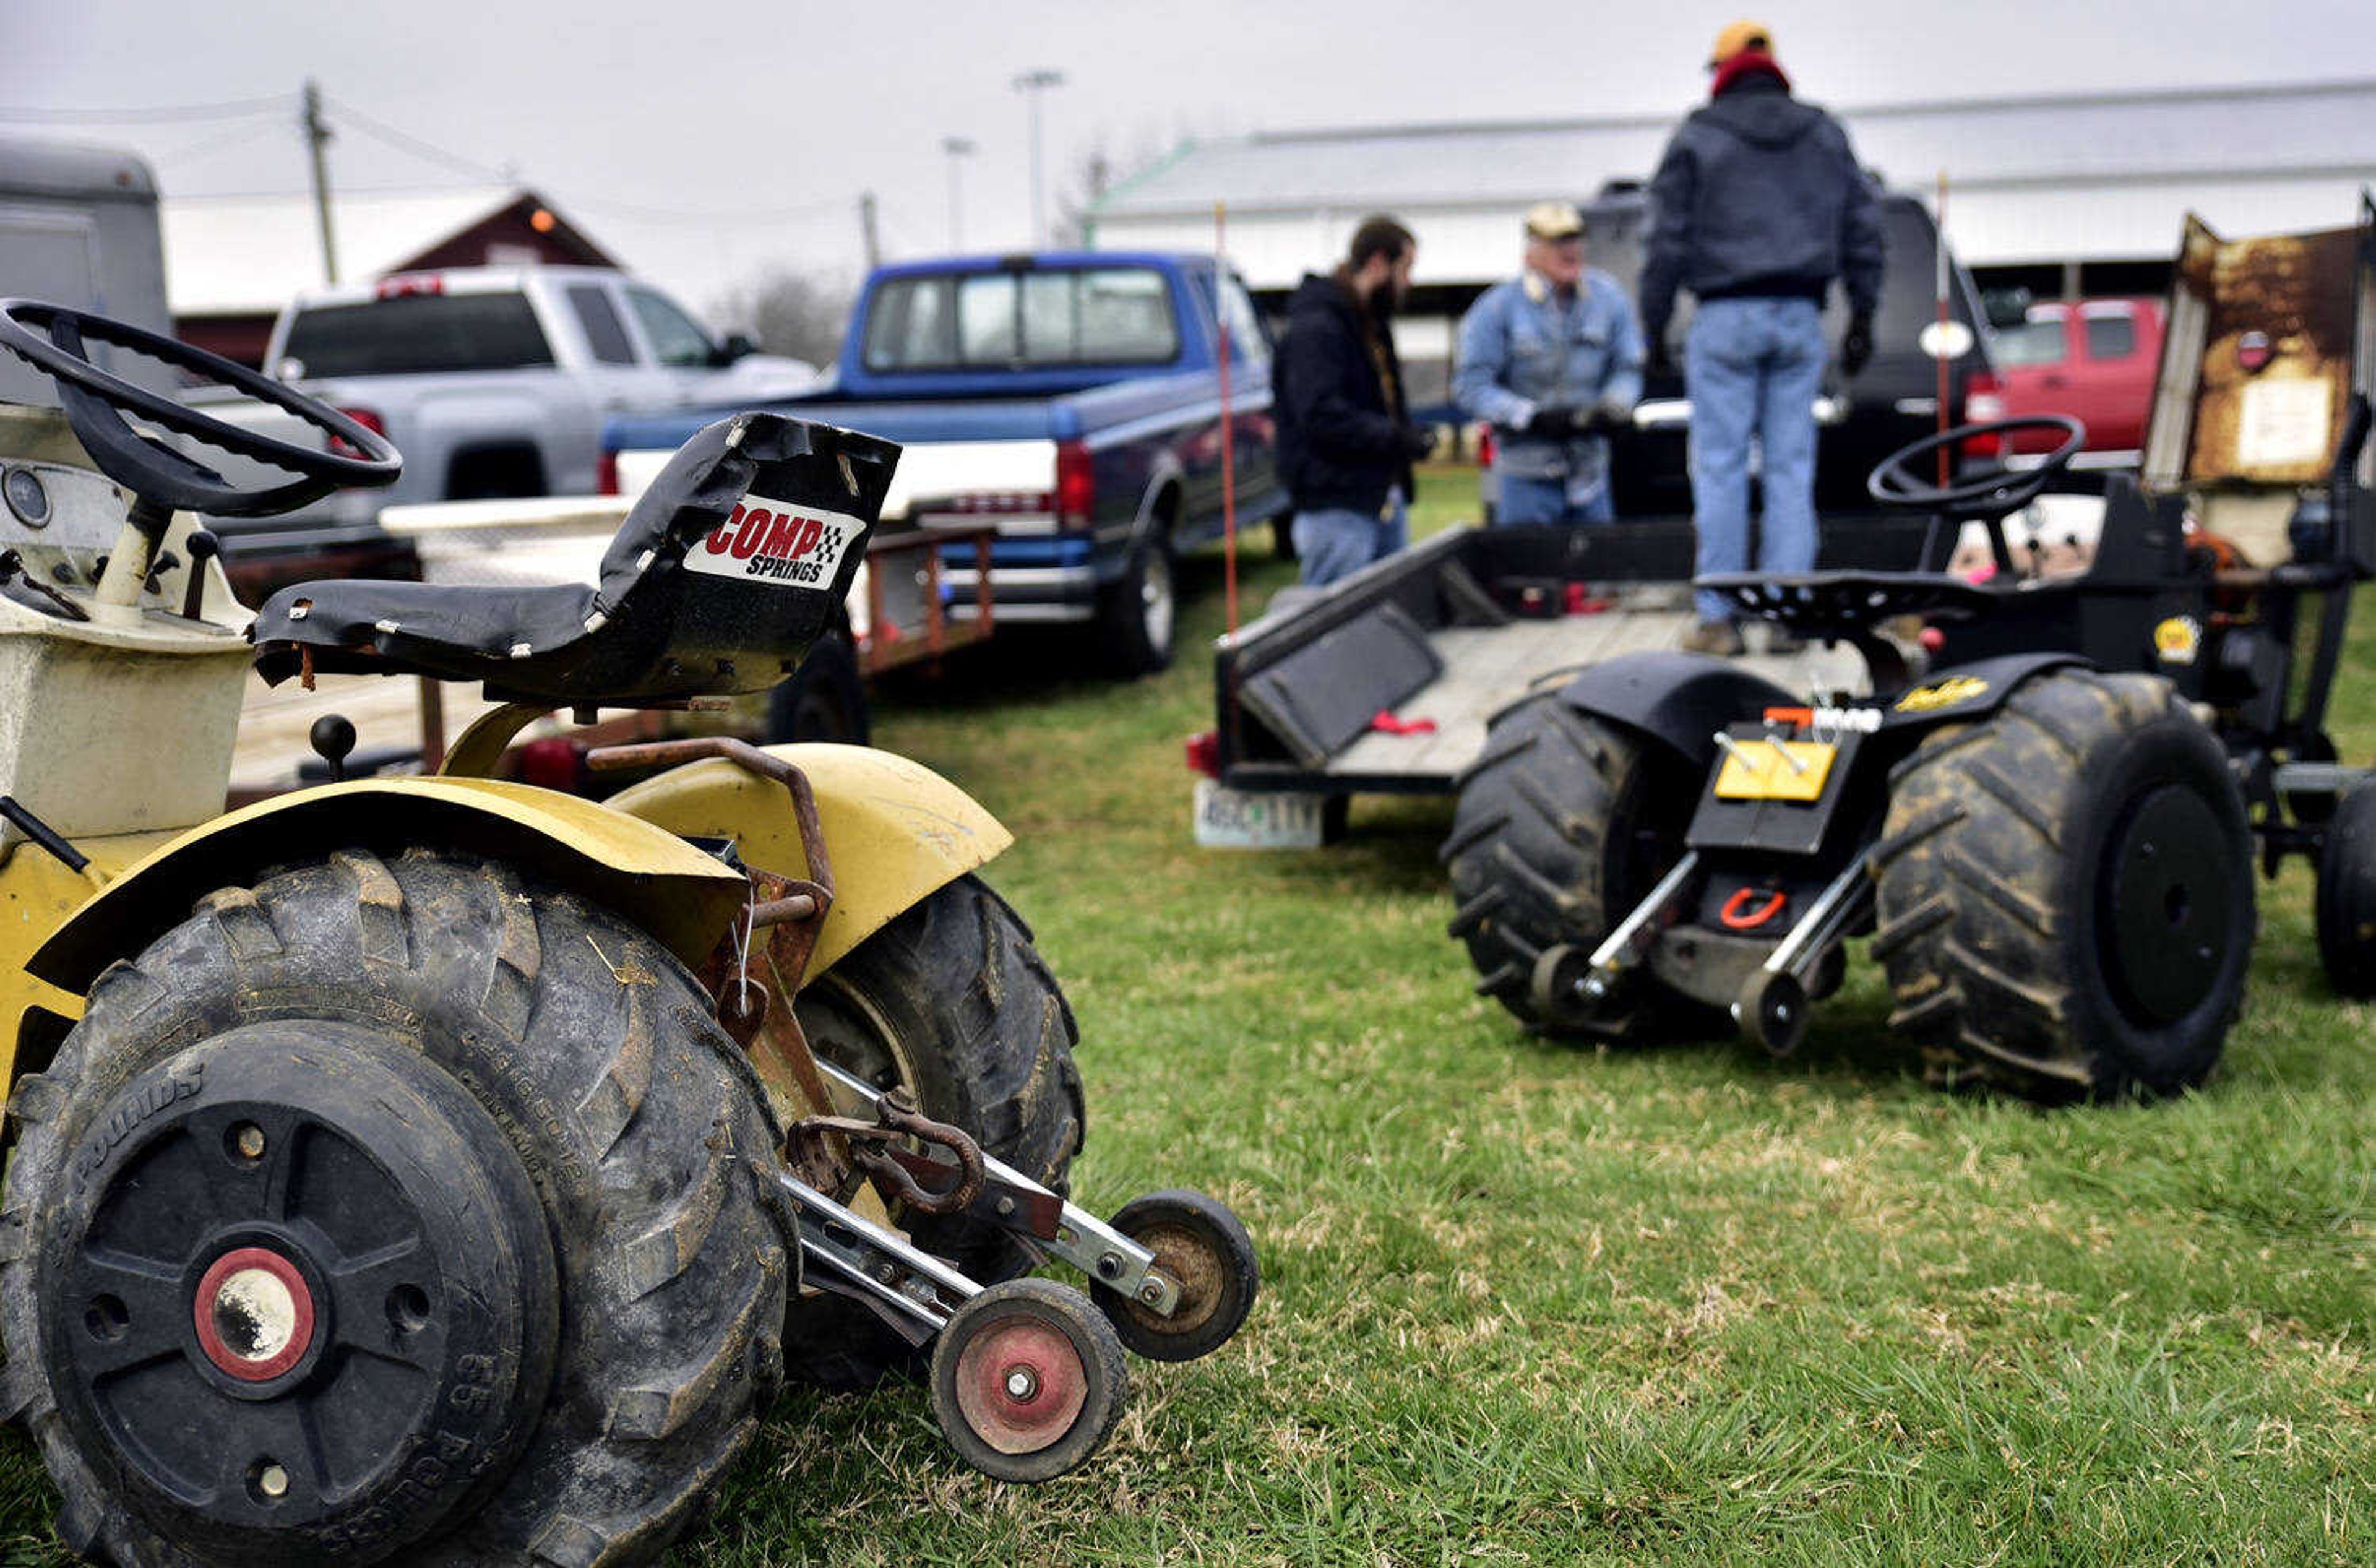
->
[[605, 742, 1012, 978], [19, 777, 749, 1003]]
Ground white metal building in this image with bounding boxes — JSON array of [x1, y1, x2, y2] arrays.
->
[[1084, 77, 2376, 298]]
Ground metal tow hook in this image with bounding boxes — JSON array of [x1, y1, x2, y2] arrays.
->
[[789, 1092, 988, 1217]]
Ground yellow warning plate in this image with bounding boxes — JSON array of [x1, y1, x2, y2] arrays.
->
[[1713, 739, 1836, 803]]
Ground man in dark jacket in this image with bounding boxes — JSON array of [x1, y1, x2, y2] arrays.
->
[[1275, 215, 1435, 587], [1640, 20, 1885, 653]]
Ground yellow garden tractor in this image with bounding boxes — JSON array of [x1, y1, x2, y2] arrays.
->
[[0, 300, 1255, 1565]]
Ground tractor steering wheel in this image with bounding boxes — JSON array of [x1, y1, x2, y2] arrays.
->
[[0, 298, 400, 520], [1867, 416, 2085, 520]]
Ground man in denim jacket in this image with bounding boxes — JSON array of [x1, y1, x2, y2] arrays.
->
[[1454, 202, 1645, 525], [1641, 20, 1884, 654]]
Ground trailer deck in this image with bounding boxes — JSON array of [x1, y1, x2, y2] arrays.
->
[[1209, 519, 1934, 804]]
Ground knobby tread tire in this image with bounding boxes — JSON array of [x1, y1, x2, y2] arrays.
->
[[786, 874, 1084, 1390], [1439, 692, 1697, 1036], [0, 850, 791, 1567], [2314, 782, 2376, 997], [1870, 670, 2254, 1103]]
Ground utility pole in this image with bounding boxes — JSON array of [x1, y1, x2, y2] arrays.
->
[[1011, 69, 1065, 248], [942, 136, 976, 251], [301, 79, 339, 284], [858, 191, 881, 267]]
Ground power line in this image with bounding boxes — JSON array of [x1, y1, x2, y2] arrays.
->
[[153, 118, 290, 166], [321, 95, 510, 184], [0, 93, 291, 126]]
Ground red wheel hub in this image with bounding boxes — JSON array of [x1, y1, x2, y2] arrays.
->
[[192, 1246, 316, 1382], [951, 1315, 1087, 1455]]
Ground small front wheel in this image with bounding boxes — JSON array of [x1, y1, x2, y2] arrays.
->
[[930, 1279, 1127, 1483], [1090, 1189, 1259, 1363], [2316, 781, 2376, 996]]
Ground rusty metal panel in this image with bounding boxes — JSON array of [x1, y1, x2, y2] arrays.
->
[[2180, 222, 2361, 487]]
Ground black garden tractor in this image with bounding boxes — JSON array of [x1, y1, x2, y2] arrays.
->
[[1445, 205, 2376, 1102], [0, 299, 1255, 1565]]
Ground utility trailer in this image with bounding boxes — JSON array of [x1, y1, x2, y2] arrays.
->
[[1198, 514, 1941, 840]]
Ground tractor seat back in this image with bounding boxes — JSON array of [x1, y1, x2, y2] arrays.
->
[[252, 413, 896, 704]]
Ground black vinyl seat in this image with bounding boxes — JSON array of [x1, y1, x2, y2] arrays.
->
[[1695, 570, 1997, 635], [252, 413, 897, 704]]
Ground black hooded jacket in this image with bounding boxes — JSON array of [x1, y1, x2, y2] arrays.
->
[[1273, 270, 1414, 515], [1638, 71, 1885, 347]]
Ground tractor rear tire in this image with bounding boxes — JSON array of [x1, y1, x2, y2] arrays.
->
[[2315, 781, 2376, 997], [785, 874, 1085, 1390], [1870, 670, 2253, 1102], [1440, 692, 1703, 1037], [766, 625, 870, 746], [0, 849, 791, 1567]]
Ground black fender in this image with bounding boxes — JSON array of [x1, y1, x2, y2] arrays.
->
[[1548, 648, 2097, 770], [1550, 652, 1802, 769], [1879, 652, 2093, 734]]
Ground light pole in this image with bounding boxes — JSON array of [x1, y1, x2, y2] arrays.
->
[[1011, 69, 1065, 248], [942, 136, 977, 251]]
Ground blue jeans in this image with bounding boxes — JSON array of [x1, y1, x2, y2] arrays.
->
[[1497, 472, 1615, 525], [1686, 297, 1826, 624], [1293, 489, 1408, 588]]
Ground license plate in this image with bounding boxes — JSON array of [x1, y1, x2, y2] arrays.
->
[[1713, 739, 1836, 803], [1193, 780, 1328, 849]]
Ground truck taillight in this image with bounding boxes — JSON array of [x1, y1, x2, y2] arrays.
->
[[375, 273, 443, 299], [596, 450, 620, 495], [1963, 373, 2005, 459], [329, 405, 384, 459], [1054, 440, 1095, 529], [1477, 426, 1496, 467]]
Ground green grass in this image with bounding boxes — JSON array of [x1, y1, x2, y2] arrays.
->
[[6, 466, 2372, 1564]]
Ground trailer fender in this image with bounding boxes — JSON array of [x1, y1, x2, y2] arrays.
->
[[1550, 652, 1803, 769], [23, 777, 749, 1000], [605, 742, 1012, 979]]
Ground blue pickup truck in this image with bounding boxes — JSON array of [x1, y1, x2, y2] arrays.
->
[[606, 250, 1288, 674]]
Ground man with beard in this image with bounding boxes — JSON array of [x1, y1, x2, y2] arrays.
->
[[1640, 20, 1885, 654], [1454, 200, 1644, 524], [1275, 215, 1434, 587]]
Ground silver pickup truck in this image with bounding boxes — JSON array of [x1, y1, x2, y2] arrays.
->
[[186, 265, 818, 537]]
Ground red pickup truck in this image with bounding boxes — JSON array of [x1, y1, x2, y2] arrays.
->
[[1974, 295, 2164, 464]]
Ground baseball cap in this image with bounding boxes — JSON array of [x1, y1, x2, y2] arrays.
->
[[1708, 19, 1773, 68], [1523, 201, 1585, 241]]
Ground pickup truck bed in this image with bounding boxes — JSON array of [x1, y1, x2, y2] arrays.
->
[[1212, 517, 1935, 799]]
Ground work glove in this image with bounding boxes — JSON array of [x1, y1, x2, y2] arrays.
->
[[1841, 313, 1875, 377], [1590, 396, 1635, 433], [1398, 423, 1437, 460], [1523, 404, 1583, 439]]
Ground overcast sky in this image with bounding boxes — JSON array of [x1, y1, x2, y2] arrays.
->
[[7, 0, 2373, 318]]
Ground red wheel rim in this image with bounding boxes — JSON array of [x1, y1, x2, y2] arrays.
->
[[952, 1313, 1088, 1455], [192, 1246, 316, 1382]]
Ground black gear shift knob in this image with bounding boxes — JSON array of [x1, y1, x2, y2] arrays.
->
[[309, 713, 357, 783]]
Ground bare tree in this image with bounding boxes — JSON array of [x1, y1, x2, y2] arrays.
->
[[1054, 127, 1176, 247], [709, 269, 856, 368]]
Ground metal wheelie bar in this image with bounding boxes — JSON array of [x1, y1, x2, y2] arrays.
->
[[797, 1056, 1184, 1321], [775, 1066, 1250, 1484]]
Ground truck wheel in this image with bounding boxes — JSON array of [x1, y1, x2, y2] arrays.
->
[[766, 626, 870, 746], [1096, 533, 1176, 676], [0, 849, 790, 1567], [2315, 782, 2376, 996], [1871, 670, 2253, 1103], [786, 874, 1085, 1390], [1440, 691, 1703, 1036]]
